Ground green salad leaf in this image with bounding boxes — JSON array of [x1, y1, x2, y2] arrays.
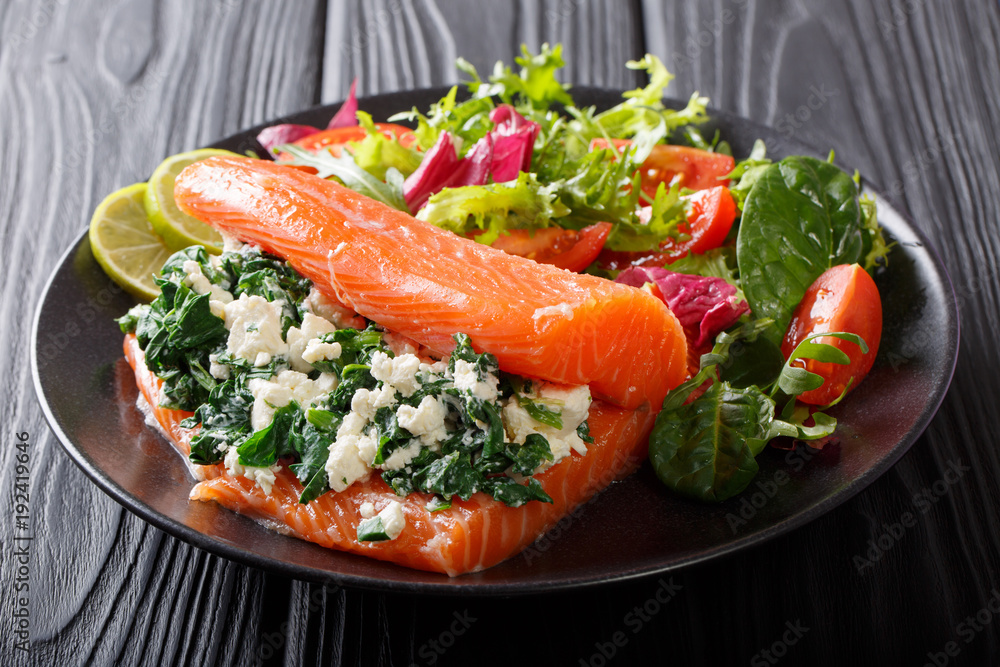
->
[[736, 156, 867, 343]]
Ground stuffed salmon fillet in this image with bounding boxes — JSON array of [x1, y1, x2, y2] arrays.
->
[[173, 156, 687, 411], [125, 332, 656, 575], [113, 155, 693, 576]]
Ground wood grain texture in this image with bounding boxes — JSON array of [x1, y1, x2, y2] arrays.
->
[[0, 1, 326, 665], [3, 0, 1000, 665]]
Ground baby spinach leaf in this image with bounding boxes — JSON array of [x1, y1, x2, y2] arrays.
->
[[737, 156, 865, 342], [649, 381, 774, 502]]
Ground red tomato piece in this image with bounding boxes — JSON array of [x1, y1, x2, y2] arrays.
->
[[277, 123, 417, 163], [781, 264, 883, 406], [640, 144, 735, 196], [589, 139, 736, 194], [595, 186, 737, 270], [661, 185, 737, 258], [485, 222, 612, 273]]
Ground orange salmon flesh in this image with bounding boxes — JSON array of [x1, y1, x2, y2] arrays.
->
[[173, 156, 687, 411]]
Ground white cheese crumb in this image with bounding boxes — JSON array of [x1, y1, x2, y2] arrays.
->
[[248, 370, 336, 432], [221, 232, 247, 254], [452, 359, 499, 402], [302, 339, 342, 366], [378, 500, 406, 540], [325, 416, 375, 492], [370, 351, 423, 398], [223, 293, 288, 365], [360, 501, 376, 519], [303, 287, 363, 330], [502, 383, 592, 472], [224, 446, 278, 495], [182, 260, 234, 303], [286, 313, 338, 373], [208, 353, 230, 380], [396, 395, 448, 449]]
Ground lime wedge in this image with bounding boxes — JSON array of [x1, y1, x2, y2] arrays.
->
[[145, 148, 237, 254], [90, 183, 172, 301]]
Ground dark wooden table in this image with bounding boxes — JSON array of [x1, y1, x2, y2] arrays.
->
[[3, 1, 999, 664]]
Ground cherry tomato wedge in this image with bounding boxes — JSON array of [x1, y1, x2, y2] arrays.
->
[[276, 123, 417, 161], [589, 139, 735, 196], [481, 222, 612, 273], [781, 264, 882, 406], [596, 186, 737, 270]]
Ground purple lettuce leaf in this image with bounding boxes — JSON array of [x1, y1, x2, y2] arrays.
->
[[616, 266, 749, 346], [403, 132, 493, 212], [488, 105, 540, 182], [256, 124, 321, 154], [327, 79, 359, 129]]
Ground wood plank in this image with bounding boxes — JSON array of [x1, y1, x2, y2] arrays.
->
[[0, 1, 325, 664], [322, 0, 646, 100], [638, 0, 1000, 662]]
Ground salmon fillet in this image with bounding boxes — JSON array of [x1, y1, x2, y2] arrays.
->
[[126, 334, 655, 575], [124, 335, 223, 480], [173, 156, 687, 410]]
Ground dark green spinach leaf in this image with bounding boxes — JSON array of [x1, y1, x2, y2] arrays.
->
[[737, 156, 866, 342]]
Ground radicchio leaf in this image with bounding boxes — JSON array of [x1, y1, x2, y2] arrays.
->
[[616, 266, 749, 346], [256, 124, 320, 154], [403, 132, 493, 211], [327, 79, 359, 129], [256, 79, 360, 153], [488, 104, 540, 182]]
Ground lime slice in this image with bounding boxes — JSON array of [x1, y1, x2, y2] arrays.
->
[[145, 148, 236, 254], [90, 183, 172, 301]]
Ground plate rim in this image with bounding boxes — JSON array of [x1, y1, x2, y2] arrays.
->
[[31, 87, 961, 596]]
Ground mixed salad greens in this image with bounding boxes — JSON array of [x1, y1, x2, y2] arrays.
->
[[103, 43, 890, 511]]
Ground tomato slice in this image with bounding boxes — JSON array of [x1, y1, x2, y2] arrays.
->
[[640, 144, 735, 196], [589, 139, 735, 195], [484, 222, 612, 273], [781, 264, 883, 406], [277, 123, 417, 162], [596, 186, 737, 270]]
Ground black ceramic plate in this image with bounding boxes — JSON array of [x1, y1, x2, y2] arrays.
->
[[31, 88, 959, 595]]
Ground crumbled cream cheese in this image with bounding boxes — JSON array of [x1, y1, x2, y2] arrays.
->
[[303, 287, 363, 330], [452, 358, 499, 402], [325, 413, 376, 492], [182, 260, 233, 319], [248, 370, 337, 431], [502, 383, 592, 471], [370, 351, 423, 398], [208, 353, 230, 380], [223, 293, 288, 366], [378, 500, 406, 540], [359, 501, 376, 519], [224, 446, 278, 495], [396, 395, 449, 449], [286, 312, 338, 373]]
